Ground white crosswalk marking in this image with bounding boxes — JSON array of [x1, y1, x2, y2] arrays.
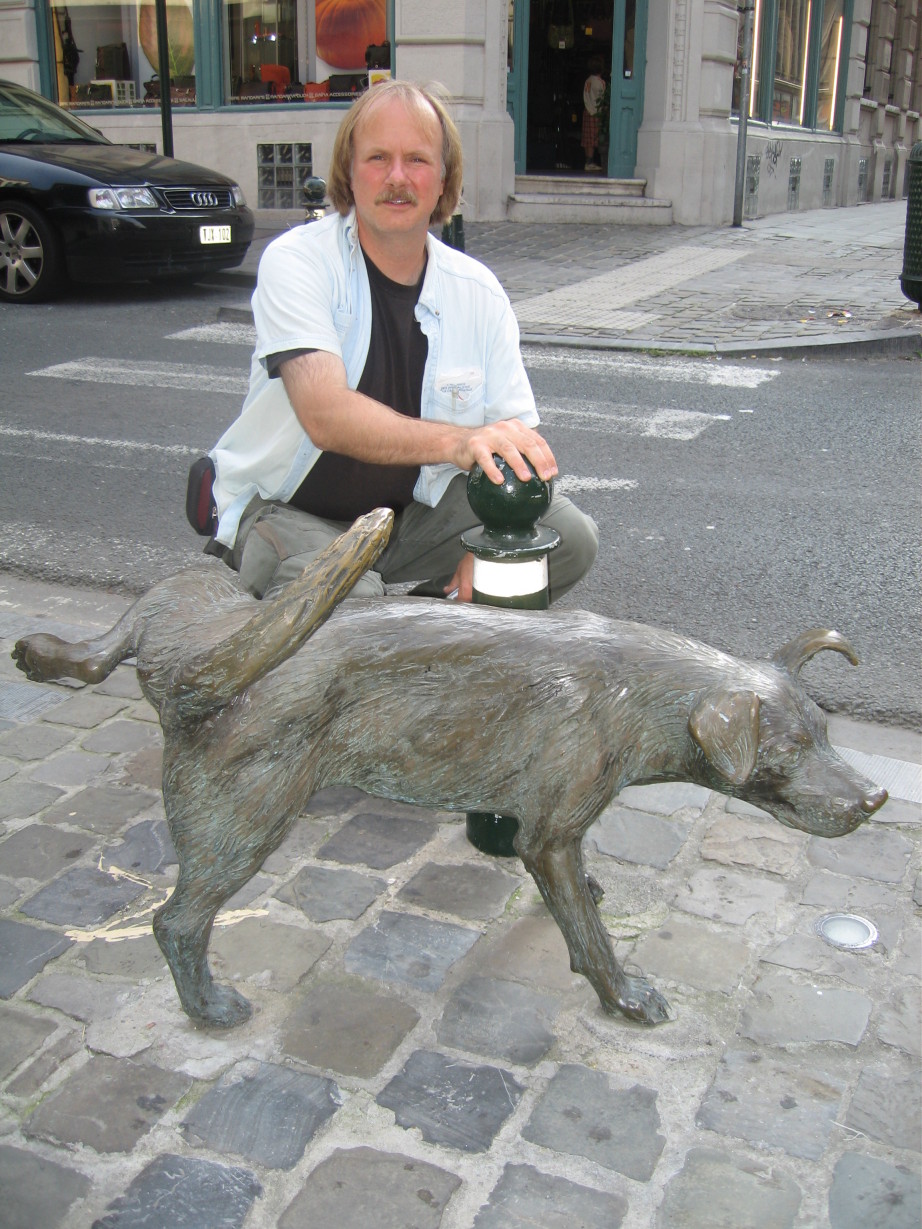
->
[[540, 403, 731, 441], [167, 322, 257, 345], [522, 346, 779, 388], [556, 476, 638, 493], [0, 424, 200, 456], [29, 358, 248, 395]]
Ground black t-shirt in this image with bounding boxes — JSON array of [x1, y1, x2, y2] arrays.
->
[[276, 251, 428, 521]]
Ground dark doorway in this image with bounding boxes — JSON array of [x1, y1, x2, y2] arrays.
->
[[526, 0, 614, 173]]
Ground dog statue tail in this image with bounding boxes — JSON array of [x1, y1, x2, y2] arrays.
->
[[12, 508, 394, 719]]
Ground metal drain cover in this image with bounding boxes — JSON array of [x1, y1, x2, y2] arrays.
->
[[815, 913, 879, 950]]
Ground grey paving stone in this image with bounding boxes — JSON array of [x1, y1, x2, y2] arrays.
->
[[82, 719, 159, 755], [523, 1064, 665, 1182], [93, 667, 144, 700], [398, 861, 521, 919], [0, 756, 18, 783], [0, 823, 95, 879], [807, 827, 913, 883], [276, 863, 386, 921], [473, 1163, 628, 1228], [210, 916, 331, 991], [631, 917, 750, 994], [0, 779, 65, 822], [877, 982, 922, 1057], [182, 1059, 339, 1170], [0, 1003, 56, 1079], [75, 933, 166, 980], [656, 1147, 802, 1229], [0, 1143, 92, 1229], [6, 1030, 83, 1097], [760, 933, 878, 989], [615, 781, 711, 815], [278, 1146, 460, 1229], [41, 784, 155, 834], [279, 977, 419, 1077], [675, 867, 788, 925], [700, 814, 804, 875], [845, 1061, 922, 1150], [827, 1153, 922, 1229], [436, 975, 559, 1064], [40, 692, 128, 728], [0, 917, 73, 998], [102, 819, 176, 875], [20, 866, 148, 927], [696, 1046, 845, 1159], [108, 744, 163, 790], [0, 720, 74, 762], [377, 1049, 524, 1153], [344, 911, 479, 992], [93, 1153, 261, 1229], [739, 971, 871, 1047], [27, 970, 131, 1022], [318, 809, 438, 869], [306, 785, 368, 813], [28, 749, 111, 788], [25, 1054, 191, 1153], [0, 678, 70, 723], [588, 806, 688, 869], [0, 876, 20, 908], [485, 914, 585, 993]]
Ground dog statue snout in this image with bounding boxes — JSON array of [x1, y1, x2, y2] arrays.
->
[[862, 785, 889, 815]]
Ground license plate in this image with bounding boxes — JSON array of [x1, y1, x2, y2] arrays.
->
[[199, 225, 231, 245]]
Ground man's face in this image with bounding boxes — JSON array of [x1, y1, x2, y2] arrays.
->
[[350, 95, 446, 244]]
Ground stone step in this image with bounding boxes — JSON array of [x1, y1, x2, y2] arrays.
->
[[514, 174, 647, 199], [507, 191, 674, 225]]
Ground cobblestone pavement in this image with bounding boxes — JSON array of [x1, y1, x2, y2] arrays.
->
[[220, 199, 922, 357], [0, 576, 919, 1229]]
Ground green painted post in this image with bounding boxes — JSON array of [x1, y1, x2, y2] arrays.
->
[[461, 456, 559, 856]]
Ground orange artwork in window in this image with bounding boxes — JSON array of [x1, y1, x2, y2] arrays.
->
[[138, 2, 195, 78], [315, 0, 386, 69]]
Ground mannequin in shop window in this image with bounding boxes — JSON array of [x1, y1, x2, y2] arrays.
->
[[581, 53, 606, 172]]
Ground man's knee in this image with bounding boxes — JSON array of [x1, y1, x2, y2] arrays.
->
[[545, 497, 599, 602]]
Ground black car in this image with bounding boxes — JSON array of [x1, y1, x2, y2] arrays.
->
[[0, 79, 254, 303]]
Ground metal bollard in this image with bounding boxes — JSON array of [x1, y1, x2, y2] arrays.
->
[[440, 213, 465, 251], [900, 142, 922, 307], [303, 176, 328, 223], [461, 455, 559, 856]]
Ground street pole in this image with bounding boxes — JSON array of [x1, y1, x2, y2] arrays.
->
[[154, 0, 174, 157], [732, 0, 755, 227]]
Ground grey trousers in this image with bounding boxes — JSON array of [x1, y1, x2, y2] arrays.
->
[[231, 473, 599, 603]]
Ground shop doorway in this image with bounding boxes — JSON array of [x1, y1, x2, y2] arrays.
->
[[507, 0, 646, 178]]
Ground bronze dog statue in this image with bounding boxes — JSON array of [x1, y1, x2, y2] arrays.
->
[[13, 509, 888, 1029]]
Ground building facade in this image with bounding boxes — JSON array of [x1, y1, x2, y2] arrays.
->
[[1, 0, 917, 224]]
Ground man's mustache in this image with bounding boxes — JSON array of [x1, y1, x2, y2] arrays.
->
[[375, 190, 418, 205]]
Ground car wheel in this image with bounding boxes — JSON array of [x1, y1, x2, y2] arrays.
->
[[0, 202, 63, 304]]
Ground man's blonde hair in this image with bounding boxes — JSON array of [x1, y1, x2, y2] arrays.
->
[[327, 79, 463, 225]]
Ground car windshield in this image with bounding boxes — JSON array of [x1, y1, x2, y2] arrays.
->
[[0, 80, 110, 144]]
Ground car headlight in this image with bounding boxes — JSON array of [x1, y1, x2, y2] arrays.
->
[[88, 187, 158, 210], [231, 185, 246, 207]]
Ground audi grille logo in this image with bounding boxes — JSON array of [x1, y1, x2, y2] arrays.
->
[[191, 191, 219, 207]]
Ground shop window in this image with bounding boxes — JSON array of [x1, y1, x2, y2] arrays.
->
[[49, 0, 196, 110], [733, 0, 849, 130], [224, 0, 388, 105]]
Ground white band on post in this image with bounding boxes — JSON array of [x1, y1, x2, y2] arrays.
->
[[472, 556, 548, 599]]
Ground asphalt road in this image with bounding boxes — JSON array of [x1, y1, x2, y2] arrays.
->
[[0, 281, 919, 728]]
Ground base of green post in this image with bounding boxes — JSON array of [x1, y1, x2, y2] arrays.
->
[[466, 811, 519, 857]]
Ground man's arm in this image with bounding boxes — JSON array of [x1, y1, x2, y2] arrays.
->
[[279, 350, 557, 486]]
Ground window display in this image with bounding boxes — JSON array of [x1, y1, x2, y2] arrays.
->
[[50, 0, 196, 109], [224, 0, 386, 105]]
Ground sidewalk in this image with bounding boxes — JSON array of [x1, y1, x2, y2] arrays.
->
[[0, 571, 919, 1228], [218, 199, 922, 358]]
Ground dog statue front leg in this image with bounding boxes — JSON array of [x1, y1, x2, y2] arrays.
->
[[520, 837, 671, 1026]]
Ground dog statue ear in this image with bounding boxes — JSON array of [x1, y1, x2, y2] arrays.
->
[[688, 690, 760, 785]]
